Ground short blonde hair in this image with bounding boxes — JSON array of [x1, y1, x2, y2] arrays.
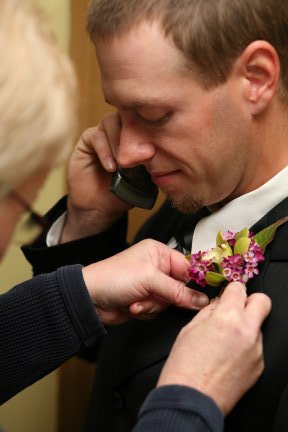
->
[[0, 0, 77, 193]]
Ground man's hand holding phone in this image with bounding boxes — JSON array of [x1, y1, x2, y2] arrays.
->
[[61, 113, 133, 243]]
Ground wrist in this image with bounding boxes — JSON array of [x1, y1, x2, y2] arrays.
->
[[60, 206, 123, 243], [82, 264, 97, 304], [157, 370, 224, 413]]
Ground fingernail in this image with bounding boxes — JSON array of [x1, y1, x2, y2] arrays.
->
[[106, 157, 116, 171], [193, 294, 209, 307], [135, 304, 144, 313]]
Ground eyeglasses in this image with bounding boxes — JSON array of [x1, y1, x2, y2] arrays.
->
[[10, 190, 49, 244]]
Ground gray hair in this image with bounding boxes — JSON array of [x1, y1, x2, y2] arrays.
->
[[0, 0, 78, 193]]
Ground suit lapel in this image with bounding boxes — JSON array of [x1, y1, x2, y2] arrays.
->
[[115, 197, 288, 385], [250, 196, 288, 262]]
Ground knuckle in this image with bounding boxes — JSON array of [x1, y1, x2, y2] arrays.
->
[[85, 126, 98, 139], [172, 282, 186, 305], [219, 308, 242, 327], [142, 238, 155, 247], [218, 310, 258, 346]]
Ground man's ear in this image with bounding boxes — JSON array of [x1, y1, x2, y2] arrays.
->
[[236, 41, 280, 115]]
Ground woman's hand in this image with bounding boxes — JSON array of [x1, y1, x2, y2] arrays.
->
[[82, 239, 209, 324]]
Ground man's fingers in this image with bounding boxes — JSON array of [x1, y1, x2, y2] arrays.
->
[[245, 293, 272, 331], [88, 127, 116, 172], [101, 112, 122, 160]]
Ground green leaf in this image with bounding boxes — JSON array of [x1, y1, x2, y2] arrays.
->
[[234, 237, 251, 255], [254, 216, 288, 252], [216, 230, 225, 247], [235, 227, 249, 241], [205, 271, 227, 287], [220, 243, 233, 257], [215, 230, 233, 256], [203, 247, 223, 263]]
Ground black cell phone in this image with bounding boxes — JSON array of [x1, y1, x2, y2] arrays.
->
[[110, 165, 158, 209]]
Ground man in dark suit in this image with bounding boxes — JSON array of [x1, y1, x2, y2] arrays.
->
[[23, 0, 288, 430]]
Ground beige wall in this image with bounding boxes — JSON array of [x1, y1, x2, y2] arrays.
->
[[0, 1, 71, 431]]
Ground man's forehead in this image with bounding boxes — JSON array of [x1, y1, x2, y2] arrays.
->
[[96, 21, 187, 77]]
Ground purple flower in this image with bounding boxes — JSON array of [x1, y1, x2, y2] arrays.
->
[[188, 252, 213, 287], [223, 230, 236, 246], [231, 271, 243, 282], [222, 268, 232, 278], [223, 254, 244, 268], [221, 254, 245, 283], [187, 225, 272, 289], [187, 218, 288, 288], [244, 263, 259, 279]]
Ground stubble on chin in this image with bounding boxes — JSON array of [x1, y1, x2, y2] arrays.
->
[[166, 192, 204, 214]]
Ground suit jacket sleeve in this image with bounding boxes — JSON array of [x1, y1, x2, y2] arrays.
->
[[134, 386, 224, 432], [0, 264, 105, 404], [22, 197, 129, 275]]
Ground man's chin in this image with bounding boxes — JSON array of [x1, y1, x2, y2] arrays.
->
[[167, 193, 203, 214]]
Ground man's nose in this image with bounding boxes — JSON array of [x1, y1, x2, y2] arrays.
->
[[117, 123, 155, 168]]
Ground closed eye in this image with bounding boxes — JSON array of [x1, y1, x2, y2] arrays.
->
[[136, 112, 172, 127]]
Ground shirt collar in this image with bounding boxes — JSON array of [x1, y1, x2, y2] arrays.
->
[[191, 165, 288, 253]]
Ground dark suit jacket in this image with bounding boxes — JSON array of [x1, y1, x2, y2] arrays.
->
[[23, 196, 288, 432]]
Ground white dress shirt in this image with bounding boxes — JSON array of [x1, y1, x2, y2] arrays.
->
[[191, 165, 288, 253]]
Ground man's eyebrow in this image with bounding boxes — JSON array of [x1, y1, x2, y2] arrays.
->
[[104, 97, 166, 110]]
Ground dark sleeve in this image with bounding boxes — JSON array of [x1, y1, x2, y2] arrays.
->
[[134, 386, 224, 432], [0, 264, 105, 405], [22, 196, 129, 275], [20, 197, 129, 363]]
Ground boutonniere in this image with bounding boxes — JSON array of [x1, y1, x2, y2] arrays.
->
[[187, 216, 288, 288]]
